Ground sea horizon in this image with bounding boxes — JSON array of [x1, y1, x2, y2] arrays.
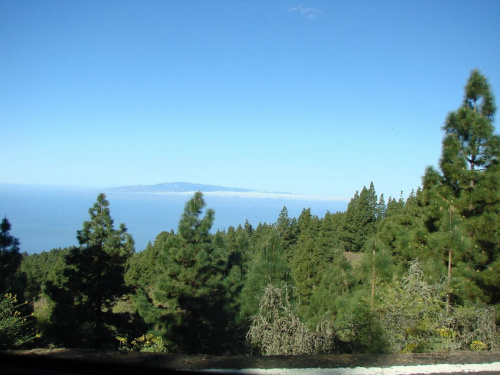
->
[[1, 184, 348, 254]]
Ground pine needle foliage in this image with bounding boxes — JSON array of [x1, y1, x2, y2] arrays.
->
[[0, 217, 22, 294], [154, 192, 230, 354], [45, 193, 135, 348]]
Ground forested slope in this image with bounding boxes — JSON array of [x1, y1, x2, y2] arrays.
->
[[2, 69, 499, 355]]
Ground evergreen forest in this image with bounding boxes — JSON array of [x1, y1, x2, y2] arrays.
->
[[1, 70, 499, 355]]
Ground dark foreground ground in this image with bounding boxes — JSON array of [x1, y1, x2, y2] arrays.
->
[[1, 349, 499, 374]]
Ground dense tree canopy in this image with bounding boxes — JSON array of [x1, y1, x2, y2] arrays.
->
[[9, 69, 500, 354]]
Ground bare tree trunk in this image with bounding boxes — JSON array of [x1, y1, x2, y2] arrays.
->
[[447, 248, 452, 315], [447, 207, 453, 315], [371, 248, 376, 308]]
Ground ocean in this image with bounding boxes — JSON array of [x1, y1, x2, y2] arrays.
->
[[0, 185, 347, 254]]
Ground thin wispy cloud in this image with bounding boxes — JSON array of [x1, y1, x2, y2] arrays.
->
[[134, 191, 349, 202], [289, 5, 324, 20]]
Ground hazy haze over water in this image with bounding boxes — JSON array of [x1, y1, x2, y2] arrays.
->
[[1, 185, 347, 254]]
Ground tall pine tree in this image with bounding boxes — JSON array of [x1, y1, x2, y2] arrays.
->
[[422, 69, 500, 304], [45, 193, 135, 347], [154, 192, 229, 354]]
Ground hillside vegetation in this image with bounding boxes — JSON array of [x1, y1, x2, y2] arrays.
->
[[2, 69, 499, 355]]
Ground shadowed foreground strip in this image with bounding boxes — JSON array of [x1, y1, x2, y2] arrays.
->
[[1, 350, 499, 374]]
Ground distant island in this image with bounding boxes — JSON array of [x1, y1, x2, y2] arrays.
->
[[106, 182, 292, 195]]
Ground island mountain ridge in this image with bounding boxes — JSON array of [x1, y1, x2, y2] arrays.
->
[[107, 182, 292, 194]]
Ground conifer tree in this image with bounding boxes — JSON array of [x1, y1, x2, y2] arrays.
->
[[290, 238, 321, 310], [154, 192, 228, 354], [125, 231, 172, 288], [440, 70, 499, 233], [376, 194, 387, 221], [72, 194, 134, 313], [319, 211, 343, 259], [276, 206, 298, 256], [362, 238, 395, 307], [296, 208, 321, 239], [220, 225, 250, 312], [341, 183, 380, 252], [376, 191, 427, 268], [427, 206, 477, 308], [20, 247, 70, 302], [288, 209, 326, 311], [155, 192, 219, 306], [240, 227, 291, 320], [440, 69, 498, 199], [214, 225, 252, 352], [0, 217, 22, 294], [306, 251, 356, 325], [45, 193, 135, 347], [422, 69, 500, 304]]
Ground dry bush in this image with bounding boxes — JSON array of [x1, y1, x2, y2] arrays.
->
[[246, 284, 334, 355], [446, 304, 498, 350], [375, 260, 498, 353]]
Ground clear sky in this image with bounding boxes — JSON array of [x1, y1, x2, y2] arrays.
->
[[1, 0, 499, 199]]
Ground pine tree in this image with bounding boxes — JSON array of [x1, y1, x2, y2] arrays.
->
[[20, 247, 70, 302], [154, 192, 228, 354], [362, 238, 393, 305], [440, 69, 499, 231], [220, 225, 249, 313], [425, 69, 500, 303], [319, 211, 343, 259], [440, 69, 498, 199], [290, 238, 321, 310], [421, 69, 500, 305], [306, 251, 356, 325], [341, 183, 380, 252], [376, 191, 427, 268], [155, 192, 219, 306], [125, 231, 172, 288], [71, 193, 134, 314], [240, 227, 291, 320], [376, 194, 387, 221], [427, 206, 477, 308], [276, 206, 298, 256], [214, 225, 252, 353], [45, 193, 135, 347], [288, 209, 325, 312], [0, 217, 22, 294]]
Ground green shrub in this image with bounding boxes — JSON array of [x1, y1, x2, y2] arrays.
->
[[0, 293, 38, 348], [116, 333, 168, 353]]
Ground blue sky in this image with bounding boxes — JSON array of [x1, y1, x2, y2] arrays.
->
[[1, 0, 499, 199]]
